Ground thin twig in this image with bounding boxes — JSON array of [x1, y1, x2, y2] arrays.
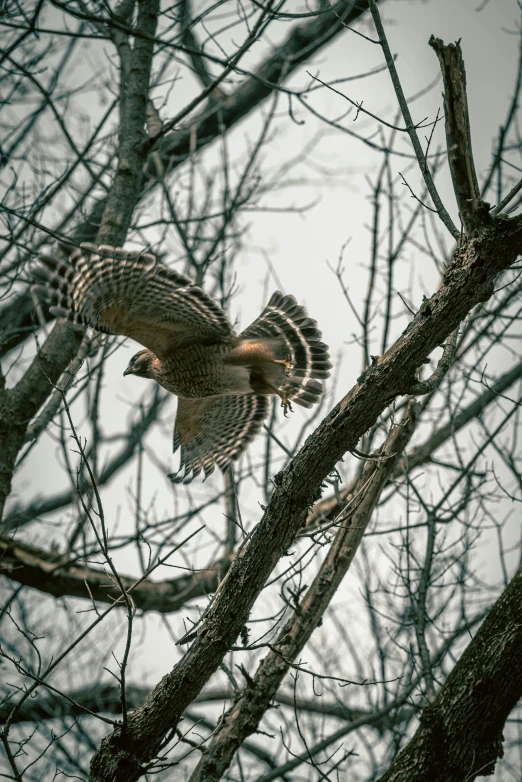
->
[[491, 176, 522, 215]]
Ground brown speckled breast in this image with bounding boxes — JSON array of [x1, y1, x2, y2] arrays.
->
[[154, 342, 251, 398]]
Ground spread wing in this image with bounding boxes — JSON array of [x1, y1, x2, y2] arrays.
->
[[170, 395, 270, 483], [32, 243, 233, 357]]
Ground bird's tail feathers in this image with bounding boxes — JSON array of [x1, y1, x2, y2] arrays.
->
[[241, 291, 331, 408]]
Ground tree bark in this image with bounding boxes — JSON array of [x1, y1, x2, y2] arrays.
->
[[188, 401, 419, 782]]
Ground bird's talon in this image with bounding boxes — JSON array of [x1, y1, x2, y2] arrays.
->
[[281, 397, 293, 417]]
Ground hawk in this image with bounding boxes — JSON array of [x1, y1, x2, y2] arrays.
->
[[33, 243, 331, 482]]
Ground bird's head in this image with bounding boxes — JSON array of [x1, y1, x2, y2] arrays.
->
[[123, 349, 155, 379]]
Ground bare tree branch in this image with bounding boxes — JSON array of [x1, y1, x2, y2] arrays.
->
[[2, 387, 167, 532], [429, 36, 488, 233], [367, 0, 460, 239], [188, 401, 419, 782], [0, 0, 160, 521], [1, 4, 521, 780], [307, 356, 522, 527], [90, 220, 522, 778], [0, 0, 372, 359], [0, 536, 232, 613]]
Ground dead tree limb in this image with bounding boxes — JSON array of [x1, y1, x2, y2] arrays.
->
[[0, 536, 232, 613]]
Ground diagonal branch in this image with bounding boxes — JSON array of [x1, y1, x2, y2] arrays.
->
[[187, 400, 419, 782]]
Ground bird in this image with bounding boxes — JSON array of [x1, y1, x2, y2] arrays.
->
[[32, 242, 331, 482]]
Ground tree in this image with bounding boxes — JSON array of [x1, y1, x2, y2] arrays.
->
[[1, 1, 521, 780]]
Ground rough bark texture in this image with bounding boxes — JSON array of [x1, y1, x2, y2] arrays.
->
[[375, 566, 522, 782], [0, 324, 84, 521], [430, 36, 486, 232]]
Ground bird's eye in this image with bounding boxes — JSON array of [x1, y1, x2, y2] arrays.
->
[[130, 354, 138, 365]]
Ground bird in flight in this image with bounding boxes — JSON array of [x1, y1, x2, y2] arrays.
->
[[33, 243, 331, 482]]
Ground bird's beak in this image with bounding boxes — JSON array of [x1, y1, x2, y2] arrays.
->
[[123, 367, 131, 377]]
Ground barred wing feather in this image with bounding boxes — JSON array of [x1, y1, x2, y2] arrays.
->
[[32, 243, 233, 357], [170, 395, 269, 483]]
